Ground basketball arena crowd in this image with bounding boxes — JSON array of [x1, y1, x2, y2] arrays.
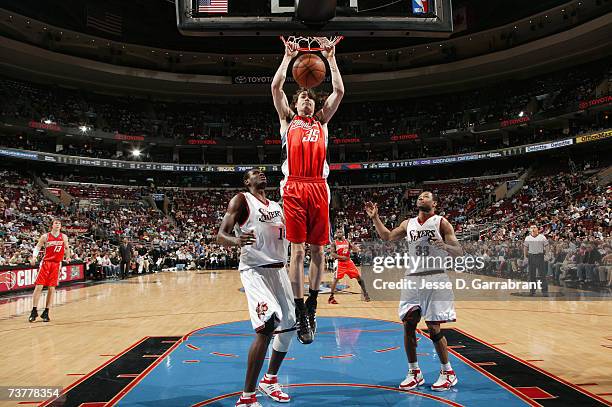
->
[[0, 57, 611, 289]]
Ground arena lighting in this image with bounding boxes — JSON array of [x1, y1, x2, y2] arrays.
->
[[518, 111, 525, 117], [131, 149, 141, 157], [43, 119, 52, 124], [79, 125, 90, 133]]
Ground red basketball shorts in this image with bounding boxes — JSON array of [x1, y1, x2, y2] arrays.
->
[[336, 260, 361, 280], [281, 176, 330, 246], [36, 261, 61, 287]]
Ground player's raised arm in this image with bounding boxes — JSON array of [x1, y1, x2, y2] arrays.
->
[[316, 39, 344, 124], [217, 194, 256, 247], [30, 234, 47, 265], [271, 41, 298, 122], [365, 201, 407, 241]]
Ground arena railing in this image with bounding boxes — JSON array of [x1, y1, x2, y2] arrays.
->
[[0, 129, 609, 173]]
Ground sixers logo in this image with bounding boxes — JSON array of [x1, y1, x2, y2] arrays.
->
[[256, 302, 268, 321], [408, 229, 436, 241], [258, 208, 282, 223]]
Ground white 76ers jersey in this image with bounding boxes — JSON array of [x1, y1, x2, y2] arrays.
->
[[236, 192, 288, 271], [405, 214, 448, 274]]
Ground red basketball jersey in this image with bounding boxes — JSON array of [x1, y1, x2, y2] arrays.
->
[[282, 115, 328, 179], [43, 232, 65, 262], [335, 239, 350, 262]]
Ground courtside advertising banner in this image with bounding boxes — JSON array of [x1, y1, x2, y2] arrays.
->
[[0, 263, 85, 294], [575, 129, 612, 143]]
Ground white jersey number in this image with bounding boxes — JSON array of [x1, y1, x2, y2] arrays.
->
[[302, 128, 320, 143]]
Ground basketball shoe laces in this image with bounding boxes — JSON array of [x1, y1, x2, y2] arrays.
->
[[266, 381, 283, 398], [296, 308, 313, 344]]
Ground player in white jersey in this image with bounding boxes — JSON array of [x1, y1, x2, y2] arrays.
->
[[217, 169, 295, 407], [365, 191, 463, 392]]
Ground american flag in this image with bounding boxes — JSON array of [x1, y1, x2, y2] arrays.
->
[[86, 4, 122, 37], [198, 0, 228, 14]]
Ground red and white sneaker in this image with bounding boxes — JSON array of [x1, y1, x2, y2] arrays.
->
[[259, 376, 291, 403], [431, 369, 458, 391], [328, 295, 339, 304], [235, 394, 262, 407], [399, 369, 425, 390]]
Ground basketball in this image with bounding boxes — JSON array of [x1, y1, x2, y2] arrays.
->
[[292, 54, 326, 89]]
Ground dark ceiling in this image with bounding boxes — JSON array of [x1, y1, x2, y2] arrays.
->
[[1, 0, 570, 53]]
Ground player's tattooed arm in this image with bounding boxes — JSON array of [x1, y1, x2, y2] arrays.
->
[[271, 41, 298, 121], [217, 194, 255, 247], [437, 218, 463, 257], [365, 202, 407, 241]]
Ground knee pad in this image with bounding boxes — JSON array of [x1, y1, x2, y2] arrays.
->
[[272, 331, 293, 353], [430, 331, 445, 343]]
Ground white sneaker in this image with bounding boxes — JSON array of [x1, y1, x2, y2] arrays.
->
[[235, 394, 262, 407], [259, 375, 290, 403], [399, 368, 425, 390], [431, 369, 458, 391]]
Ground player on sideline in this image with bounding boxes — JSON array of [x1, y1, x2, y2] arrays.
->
[[271, 38, 344, 344], [365, 191, 463, 391], [328, 230, 370, 304], [217, 169, 295, 407], [28, 219, 70, 322]]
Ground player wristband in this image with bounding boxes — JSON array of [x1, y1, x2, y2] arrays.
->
[[32, 247, 40, 260]]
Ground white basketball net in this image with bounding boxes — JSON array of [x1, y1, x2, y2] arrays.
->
[[280, 35, 344, 52]]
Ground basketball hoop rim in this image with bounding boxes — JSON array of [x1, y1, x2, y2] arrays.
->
[[280, 35, 344, 52]]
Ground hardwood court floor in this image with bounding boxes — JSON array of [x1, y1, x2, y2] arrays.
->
[[0, 270, 610, 406]]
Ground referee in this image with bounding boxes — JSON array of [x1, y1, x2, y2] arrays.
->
[[523, 225, 549, 296]]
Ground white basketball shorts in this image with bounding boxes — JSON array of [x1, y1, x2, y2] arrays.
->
[[240, 266, 296, 333], [398, 272, 456, 323]]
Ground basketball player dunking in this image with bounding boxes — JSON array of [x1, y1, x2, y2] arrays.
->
[[271, 39, 344, 344], [365, 191, 463, 391], [328, 230, 370, 304], [217, 169, 295, 407], [28, 219, 70, 322]]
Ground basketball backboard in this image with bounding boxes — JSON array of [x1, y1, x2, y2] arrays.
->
[[176, 0, 453, 37]]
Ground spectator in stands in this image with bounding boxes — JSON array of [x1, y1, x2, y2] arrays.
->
[[9, 251, 26, 266], [100, 252, 114, 278], [577, 242, 602, 284], [136, 245, 150, 274], [599, 245, 612, 287]]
